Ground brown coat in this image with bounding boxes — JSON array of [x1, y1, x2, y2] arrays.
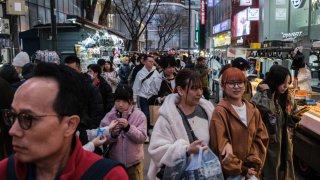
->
[[209, 99, 269, 178]]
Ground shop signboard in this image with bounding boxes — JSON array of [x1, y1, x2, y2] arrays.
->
[[213, 32, 231, 47], [240, 0, 252, 6], [0, 18, 10, 35], [213, 19, 231, 34], [247, 8, 259, 21], [200, 0, 206, 25], [281, 31, 303, 39]]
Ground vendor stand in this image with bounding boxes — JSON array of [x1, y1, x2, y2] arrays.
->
[[74, 30, 124, 72], [292, 91, 320, 178]]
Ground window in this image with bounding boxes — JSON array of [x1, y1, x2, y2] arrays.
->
[[29, 3, 38, 27], [38, 6, 45, 24]]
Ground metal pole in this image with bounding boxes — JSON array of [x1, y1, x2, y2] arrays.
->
[[188, 0, 191, 55], [50, 0, 57, 52], [146, 27, 148, 53]]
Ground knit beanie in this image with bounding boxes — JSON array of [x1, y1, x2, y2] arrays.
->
[[12, 52, 30, 67]]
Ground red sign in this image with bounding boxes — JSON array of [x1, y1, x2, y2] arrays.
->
[[200, 0, 206, 25]]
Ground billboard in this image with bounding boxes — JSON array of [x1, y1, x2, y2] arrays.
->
[[233, 9, 250, 37]]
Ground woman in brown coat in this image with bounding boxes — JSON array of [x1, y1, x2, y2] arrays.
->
[[209, 67, 269, 179]]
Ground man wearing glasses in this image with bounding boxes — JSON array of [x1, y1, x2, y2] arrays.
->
[[0, 63, 128, 179]]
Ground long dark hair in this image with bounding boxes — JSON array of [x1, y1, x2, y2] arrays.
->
[[104, 61, 114, 72], [263, 65, 291, 111]]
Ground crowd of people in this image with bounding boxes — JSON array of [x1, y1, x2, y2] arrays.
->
[[0, 49, 312, 179]]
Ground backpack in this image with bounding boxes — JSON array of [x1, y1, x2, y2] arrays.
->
[[7, 154, 125, 179]]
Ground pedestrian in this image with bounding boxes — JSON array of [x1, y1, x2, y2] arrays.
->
[[103, 61, 120, 93], [11, 51, 30, 78], [100, 85, 147, 180], [194, 56, 212, 100], [251, 65, 295, 180], [132, 55, 160, 136], [231, 57, 253, 101], [148, 68, 215, 179], [210, 67, 269, 179], [118, 55, 133, 85], [0, 62, 128, 179], [0, 77, 14, 160], [149, 55, 176, 105], [87, 64, 114, 114]]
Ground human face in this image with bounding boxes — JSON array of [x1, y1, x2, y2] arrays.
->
[[223, 80, 246, 100], [87, 68, 98, 80], [104, 63, 111, 71], [179, 82, 203, 107], [163, 66, 175, 78], [144, 57, 154, 71], [9, 78, 70, 163], [277, 75, 291, 94], [115, 99, 131, 113]]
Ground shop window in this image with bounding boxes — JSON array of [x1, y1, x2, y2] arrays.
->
[[311, 0, 320, 25], [63, 0, 68, 14], [38, 0, 44, 6], [58, 12, 65, 23], [29, 3, 38, 28], [45, 0, 50, 8], [69, 0, 74, 15], [57, 0, 63, 12], [38, 6, 45, 25], [46, 8, 51, 24], [20, 6, 30, 31], [29, 0, 37, 5]]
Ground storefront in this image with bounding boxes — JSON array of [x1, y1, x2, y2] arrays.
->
[[19, 17, 126, 70]]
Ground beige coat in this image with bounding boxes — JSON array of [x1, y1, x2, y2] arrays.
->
[[209, 99, 269, 178]]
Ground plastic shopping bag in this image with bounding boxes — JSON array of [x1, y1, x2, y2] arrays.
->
[[184, 147, 224, 180]]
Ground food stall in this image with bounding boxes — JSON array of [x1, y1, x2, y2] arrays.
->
[[292, 91, 320, 177]]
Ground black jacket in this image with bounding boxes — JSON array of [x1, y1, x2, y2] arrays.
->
[[97, 78, 114, 114]]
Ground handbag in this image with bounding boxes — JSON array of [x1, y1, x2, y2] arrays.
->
[[184, 147, 224, 180], [149, 105, 160, 126]]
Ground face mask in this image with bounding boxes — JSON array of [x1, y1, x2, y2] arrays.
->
[[88, 72, 95, 79]]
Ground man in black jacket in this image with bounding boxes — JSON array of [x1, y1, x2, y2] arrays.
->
[[64, 56, 104, 145]]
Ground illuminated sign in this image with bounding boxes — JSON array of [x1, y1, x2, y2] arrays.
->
[[281, 31, 303, 39], [247, 8, 259, 21], [208, 0, 214, 7], [213, 19, 231, 34], [200, 0, 206, 25], [240, 0, 252, 6]]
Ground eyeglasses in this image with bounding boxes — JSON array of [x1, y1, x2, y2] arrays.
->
[[224, 81, 245, 88], [1, 109, 62, 130]]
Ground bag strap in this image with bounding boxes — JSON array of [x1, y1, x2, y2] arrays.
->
[[176, 105, 198, 143], [7, 154, 18, 180], [141, 70, 155, 84], [81, 158, 125, 180]]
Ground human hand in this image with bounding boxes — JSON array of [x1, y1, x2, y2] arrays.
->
[[247, 168, 257, 176], [187, 140, 208, 154], [117, 118, 129, 128], [221, 143, 233, 163], [259, 84, 269, 90], [91, 135, 107, 147], [109, 120, 119, 130]]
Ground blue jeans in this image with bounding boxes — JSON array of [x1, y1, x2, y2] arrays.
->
[[138, 96, 151, 133]]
